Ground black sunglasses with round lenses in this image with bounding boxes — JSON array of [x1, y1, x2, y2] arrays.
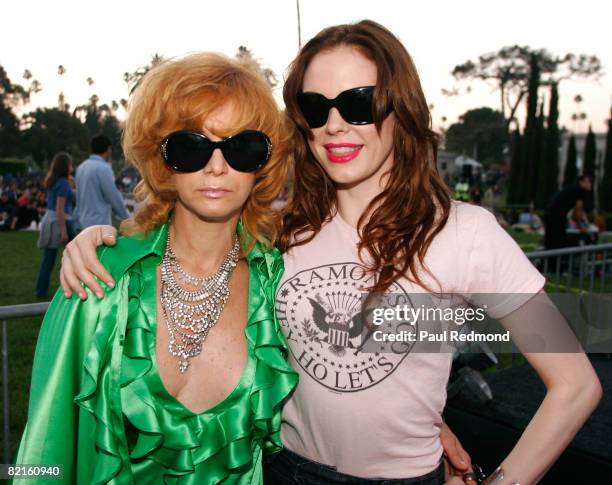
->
[[160, 129, 272, 173], [297, 85, 387, 129]]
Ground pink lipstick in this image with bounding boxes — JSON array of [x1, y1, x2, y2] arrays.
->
[[198, 187, 230, 199], [324, 143, 363, 163]]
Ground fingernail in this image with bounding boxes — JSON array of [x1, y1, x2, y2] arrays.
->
[[96, 292, 103, 299], [64, 292, 70, 298], [108, 281, 115, 288]]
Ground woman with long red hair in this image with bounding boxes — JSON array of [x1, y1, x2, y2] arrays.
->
[[58, 21, 601, 485]]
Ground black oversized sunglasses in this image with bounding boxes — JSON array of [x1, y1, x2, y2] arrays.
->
[[297, 86, 388, 129], [160, 129, 272, 173]]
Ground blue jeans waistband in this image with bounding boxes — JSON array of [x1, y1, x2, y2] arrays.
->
[[263, 447, 445, 485]]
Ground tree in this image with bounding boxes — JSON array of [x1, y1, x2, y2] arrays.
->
[[84, 94, 100, 134], [538, 83, 560, 209], [522, 54, 541, 203], [22, 69, 42, 102], [1, 66, 28, 104], [0, 65, 29, 156], [58, 64, 68, 111], [600, 109, 612, 212], [236, 46, 278, 87], [97, 103, 124, 161], [444, 107, 508, 164], [507, 129, 523, 204], [450, 46, 601, 129], [563, 135, 578, 188], [72, 94, 124, 160], [583, 125, 596, 178], [22, 108, 89, 164], [531, 100, 546, 206], [124, 53, 165, 94]]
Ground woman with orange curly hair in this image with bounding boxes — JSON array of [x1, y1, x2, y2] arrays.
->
[[15, 52, 297, 484], [57, 21, 600, 485]]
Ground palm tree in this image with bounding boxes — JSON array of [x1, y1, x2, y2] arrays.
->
[[235, 46, 278, 87], [28, 79, 42, 104], [21, 69, 41, 104], [57, 64, 67, 110], [572, 94, 586, 132], [124, 53, 165, 94]]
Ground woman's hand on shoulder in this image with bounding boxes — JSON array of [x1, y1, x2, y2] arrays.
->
[[60, 225, 117, 300]]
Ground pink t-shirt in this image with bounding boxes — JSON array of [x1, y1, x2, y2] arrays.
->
[[275, 201, 546, 478]]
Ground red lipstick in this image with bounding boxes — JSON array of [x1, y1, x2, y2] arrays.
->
[[324, 143, 363, 163]]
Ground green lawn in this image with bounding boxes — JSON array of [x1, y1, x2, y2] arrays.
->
[[506, 228, 542, 252], [0, 231, 62, 460]]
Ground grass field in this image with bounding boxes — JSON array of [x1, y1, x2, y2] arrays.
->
[[0, 227, 610, 460], [506, 228, 542, 252], [0, 231, 62, 460]]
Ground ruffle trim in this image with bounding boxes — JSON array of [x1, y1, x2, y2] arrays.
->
[[75, 244, 298, 484]]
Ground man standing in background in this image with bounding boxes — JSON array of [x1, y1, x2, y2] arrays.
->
[[75, 135, 129, 229]]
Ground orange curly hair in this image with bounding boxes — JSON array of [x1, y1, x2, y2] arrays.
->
[[120, 52, 291, 251]]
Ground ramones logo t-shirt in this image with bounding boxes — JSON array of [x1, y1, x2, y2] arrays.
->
[[275, 202, 545, 479]]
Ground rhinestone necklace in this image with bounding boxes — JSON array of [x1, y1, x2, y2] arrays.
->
[[160, 230, 240, 373]]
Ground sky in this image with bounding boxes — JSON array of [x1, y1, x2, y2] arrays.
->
[[2, 0, 611, 133]]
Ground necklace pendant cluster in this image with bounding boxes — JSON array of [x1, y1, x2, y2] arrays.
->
[[160, 230, 240, 373]]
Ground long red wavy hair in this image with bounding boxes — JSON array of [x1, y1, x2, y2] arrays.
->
[[280, 20, 452, 294]]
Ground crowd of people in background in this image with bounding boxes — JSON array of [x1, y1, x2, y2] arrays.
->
[[0, 136, 133, 235], [1, 135, 132, 298], [450, 169, 607, 247], [0, 173, 47, 231]]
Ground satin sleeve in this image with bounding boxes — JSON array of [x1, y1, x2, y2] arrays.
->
[[14, 288, 100, 483], [14, 278, 132, 485]]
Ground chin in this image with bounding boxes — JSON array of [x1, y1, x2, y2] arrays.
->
[[182, 200, 242, 223], [195, 210, 240, 223], [323, 163, 369, 185]]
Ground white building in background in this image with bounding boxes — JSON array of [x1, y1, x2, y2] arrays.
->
[[454, 154, 483, 172], [437, 151, 483, 183]]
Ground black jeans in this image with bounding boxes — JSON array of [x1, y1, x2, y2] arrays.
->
[[263, 448, 445, 485]]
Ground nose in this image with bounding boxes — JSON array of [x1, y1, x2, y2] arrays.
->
[[325, 107, 348, 134], [203, 147, 229, 175]]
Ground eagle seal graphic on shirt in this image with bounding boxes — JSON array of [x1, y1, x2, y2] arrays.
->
[[307, 293, 365, 356], [276, 262, 416, 392]]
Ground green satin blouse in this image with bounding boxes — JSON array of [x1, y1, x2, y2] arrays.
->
[[15, 222, 298, 484]]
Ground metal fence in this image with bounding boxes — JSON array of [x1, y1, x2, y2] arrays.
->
[[1, 302, 49, 464], [526, 243, 612, 293], [1, 244, 611, 463]]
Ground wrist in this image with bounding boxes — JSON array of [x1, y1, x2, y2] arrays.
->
[[482, 466, 520, 485]]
